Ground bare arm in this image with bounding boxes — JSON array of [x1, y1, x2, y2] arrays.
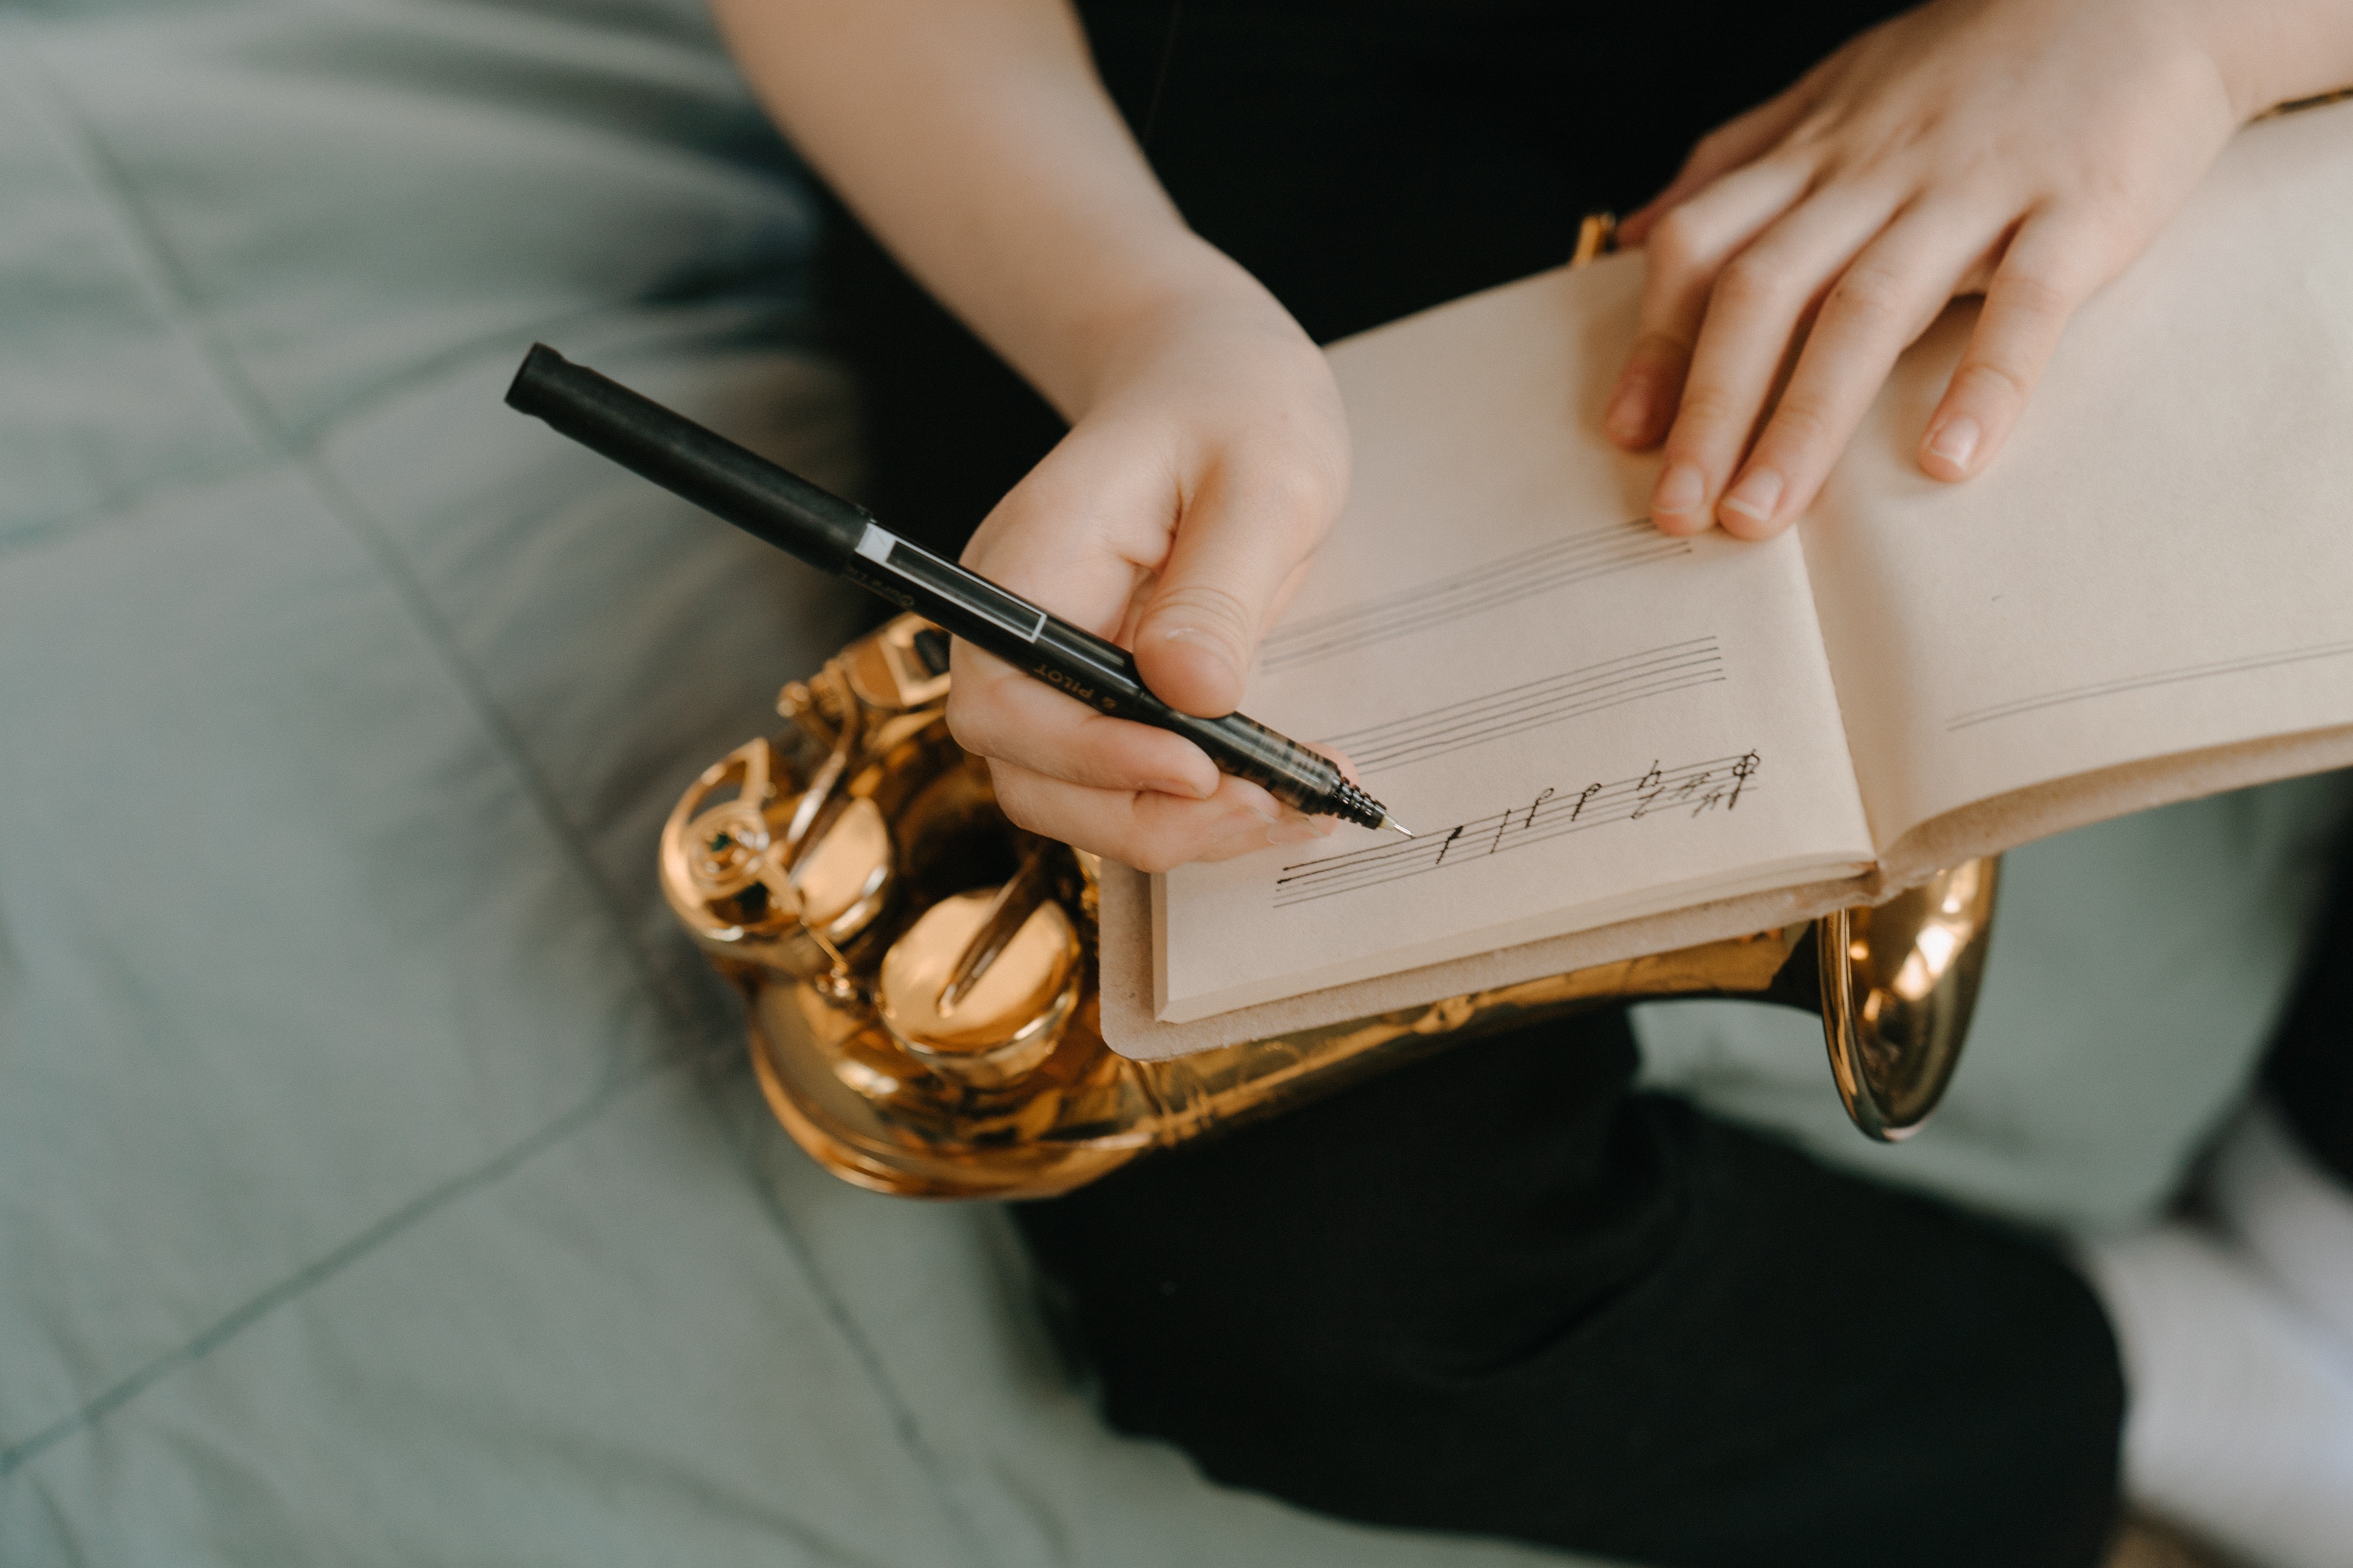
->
[[713, 0, 1351, 870], [713, 0, 1211, 418]]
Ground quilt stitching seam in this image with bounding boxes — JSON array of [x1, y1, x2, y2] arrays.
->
[[0, 1052, 701, 1480], [700, 1060, 1000, 1568], [0, 39, 719, 1472], [0, 52, 982, 1559]]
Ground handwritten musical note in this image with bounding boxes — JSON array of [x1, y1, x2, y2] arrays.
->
[[1273, 751, 1761, 908], [1312, 638, 1725, 775]]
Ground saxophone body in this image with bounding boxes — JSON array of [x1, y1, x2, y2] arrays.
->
[[661, 614, 1997, 1200]]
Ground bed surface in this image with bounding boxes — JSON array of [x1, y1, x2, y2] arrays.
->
[[3, 4, 2342, 1564]]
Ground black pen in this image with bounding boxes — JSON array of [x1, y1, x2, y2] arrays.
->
[[506, 345, 1411, 837]]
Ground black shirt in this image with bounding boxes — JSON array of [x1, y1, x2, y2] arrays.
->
[[1073, 0, 1917, 339]]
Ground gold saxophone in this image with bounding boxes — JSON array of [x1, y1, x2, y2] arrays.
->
[[660, 612, 1996, 1200]]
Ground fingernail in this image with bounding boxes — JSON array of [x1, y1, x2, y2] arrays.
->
[[1266, 817, 1327, 845], [1605, 378, 1649, 443], [1147, 776, 1213, 801], [1927, 416, 1980, 472], [1720, 466, 1784, 526], [1652, 460, 1705, 518]]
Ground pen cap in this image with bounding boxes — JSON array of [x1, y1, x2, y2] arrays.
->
[[506, 344, 870, 572]]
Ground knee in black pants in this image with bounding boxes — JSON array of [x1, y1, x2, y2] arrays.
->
[[1016, 1012, 2123, 1568]]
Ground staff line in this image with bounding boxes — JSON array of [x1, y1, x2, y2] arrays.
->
[[1280, 757, 1760, 907], [1277, 804, 1741, 903], [1948, 639, 2353, 730], [1327, 656, 1722, 753], [1259, 549, 1689, 671], [1343, 673, 1728, 773], [1318, 640, 1719, 749], [1264, 522, 1657, 641], [1261, 544, 1682, 661], [1261, 538, 1684, 655], [1278, 754, 1757, 881]]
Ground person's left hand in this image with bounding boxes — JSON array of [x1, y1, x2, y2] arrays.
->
[[1603, 0, 2256, 538]]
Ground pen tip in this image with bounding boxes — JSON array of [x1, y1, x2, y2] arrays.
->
[[1382, 817, 1414, 837]]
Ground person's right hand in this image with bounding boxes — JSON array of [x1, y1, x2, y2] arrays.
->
[[946, 280, 1351, 872]]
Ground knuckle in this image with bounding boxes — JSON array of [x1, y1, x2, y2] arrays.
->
[[1646, 206, 1708, 272], [1150, 581, 1259, 649], [1628, 327, 1694, 367], [1710, 253, 1786, 313], [1671, 383, 1750, 433], [990, 777, 1047, 836], [1687, 126, 1734, 167], [1823, 263, 1909, 331], [1955, 358, 2030, 407], [944, 694, 998, 759], [1250, 459, 1341, 534], [1125, 842, 1183, 875], [1991, 268, 2074, 325], [1766, 397, 1835, 448], [2063, 167, 2145, 231]]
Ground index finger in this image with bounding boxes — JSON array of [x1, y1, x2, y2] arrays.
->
[[946, 636, 1222, 799]]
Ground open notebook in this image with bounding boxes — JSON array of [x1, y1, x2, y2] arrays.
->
[[1099, 97, 2353, 1059]]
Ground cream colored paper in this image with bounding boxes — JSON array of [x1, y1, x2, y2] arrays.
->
[[1104, 98, 2353, 1057], [1806, 101, 2353, 849], [1154, 259, 1876, 1023]]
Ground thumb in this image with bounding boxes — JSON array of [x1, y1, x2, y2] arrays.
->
[[1131, 462, 1336, 718]]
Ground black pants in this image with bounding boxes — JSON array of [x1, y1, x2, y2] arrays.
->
[[820, 5, 2126, 1563], [2267, 839, 2353, 1190]]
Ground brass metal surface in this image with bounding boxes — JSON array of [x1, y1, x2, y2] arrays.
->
[[1570, 210, 1619, 266], [668, 208, 1994, 1196], [664, 613, 1998, 1199], [1819, 857, 1997, 1141], [879, 886, 1084, 1089]]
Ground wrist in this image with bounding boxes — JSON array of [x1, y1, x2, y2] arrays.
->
[[1047, 237, 1318, 419], [2194, 0, 2353, 121]]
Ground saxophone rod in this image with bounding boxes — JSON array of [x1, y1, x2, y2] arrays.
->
[[505, 344, 1410, 837]]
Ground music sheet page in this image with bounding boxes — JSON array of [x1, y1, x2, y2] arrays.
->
[[1802, 101, 2353, 855], [1156, 262, 1876, 1023]]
